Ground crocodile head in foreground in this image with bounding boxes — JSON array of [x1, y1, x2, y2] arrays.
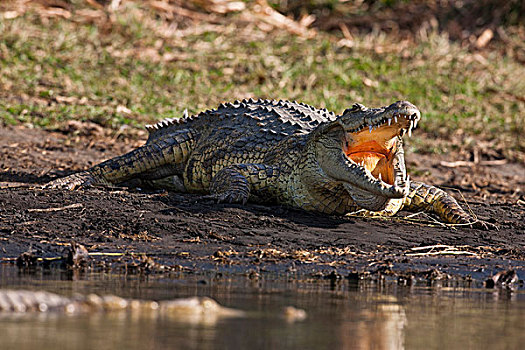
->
[[45, 98, 492, 228]]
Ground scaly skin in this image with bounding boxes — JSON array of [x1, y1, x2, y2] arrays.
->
[[45, 99, 493, 229], [0, 289, 243, 319]]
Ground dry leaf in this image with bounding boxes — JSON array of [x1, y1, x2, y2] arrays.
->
[[476, 29, 493, 48], [116, 105, 132, 114]]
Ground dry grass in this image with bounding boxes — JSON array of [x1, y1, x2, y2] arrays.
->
[[0, 0, 523, 161]]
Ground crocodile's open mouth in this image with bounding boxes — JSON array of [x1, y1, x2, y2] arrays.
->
[[343, 113, 418, 185]]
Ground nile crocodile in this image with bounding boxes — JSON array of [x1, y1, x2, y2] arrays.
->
[[0, 289, 243, 321], [46, 99, 491, 228]]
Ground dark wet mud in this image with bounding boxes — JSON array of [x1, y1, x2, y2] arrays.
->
[[1, 126, 524, 282]]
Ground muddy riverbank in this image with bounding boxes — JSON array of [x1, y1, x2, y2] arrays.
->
[[1, 126, 524, 282]]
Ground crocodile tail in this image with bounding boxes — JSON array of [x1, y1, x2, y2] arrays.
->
[[91, 130, 195, 184]]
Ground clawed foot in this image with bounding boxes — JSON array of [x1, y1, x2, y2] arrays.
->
[[216, 191, 249, 205], [43, 171, 98, 190], [203, 190, 249, 205]]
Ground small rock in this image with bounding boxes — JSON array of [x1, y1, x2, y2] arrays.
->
[[485, 269, 519, 288], [283, 306, 307, 322], [63, 242, 90, 268], [16, 250, 38, 268]]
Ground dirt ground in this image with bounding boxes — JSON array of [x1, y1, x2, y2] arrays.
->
[[1, 125, 524, 283]]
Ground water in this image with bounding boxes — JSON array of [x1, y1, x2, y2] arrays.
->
[[0, 265, 524, 350]]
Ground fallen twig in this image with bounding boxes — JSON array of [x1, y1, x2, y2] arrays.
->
[[440, 159, 507, 168], [404, 211, 425, 219], [0, 258, 17, 262], [88, 252, 125, 257], [251, 0, 316, 38], [421, 212, 450, 229], [28, 203, 83, 212], [406, 250, 478, 257], [0, 182, 33, 189], [406, 244, 481, 257], [410, 244, 455, 251]]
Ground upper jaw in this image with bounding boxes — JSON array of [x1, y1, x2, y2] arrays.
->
[[314, 100, 418, 201], [339, 101, 418, 191], [341, 101, 421, 138]]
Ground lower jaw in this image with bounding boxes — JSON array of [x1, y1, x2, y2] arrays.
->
[[346, 152, 394, 185], [342, 183, 405, 213]]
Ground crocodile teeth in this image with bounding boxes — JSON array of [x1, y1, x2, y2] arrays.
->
[[394, 115, 398, 123], [183, 109, 189, 118], [388, 118, 392, 126], [369, 125, 373, 133], [414, 119, 419, 128], [378, 173, 382, 181]]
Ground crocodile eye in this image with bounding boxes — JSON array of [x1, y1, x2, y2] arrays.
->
[[352, 103, 366, 111], [343, 103, 366, 115]]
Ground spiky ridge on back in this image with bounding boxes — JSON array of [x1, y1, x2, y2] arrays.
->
[[145, 99, 338, 142]]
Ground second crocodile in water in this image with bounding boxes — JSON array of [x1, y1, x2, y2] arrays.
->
[[46, 99, 491, 228]]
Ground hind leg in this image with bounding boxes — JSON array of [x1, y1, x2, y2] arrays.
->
[[45, 130, 195, 190]]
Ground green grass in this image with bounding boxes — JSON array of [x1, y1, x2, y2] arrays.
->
[[0, 3, 523, 160]]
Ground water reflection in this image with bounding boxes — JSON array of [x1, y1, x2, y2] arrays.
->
[[0, 265, 524, 350], [354, 303, 405, 350]]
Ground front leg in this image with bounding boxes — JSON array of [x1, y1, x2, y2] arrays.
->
[[402, 181, 495, 229], [209, 164, 279, 204]]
